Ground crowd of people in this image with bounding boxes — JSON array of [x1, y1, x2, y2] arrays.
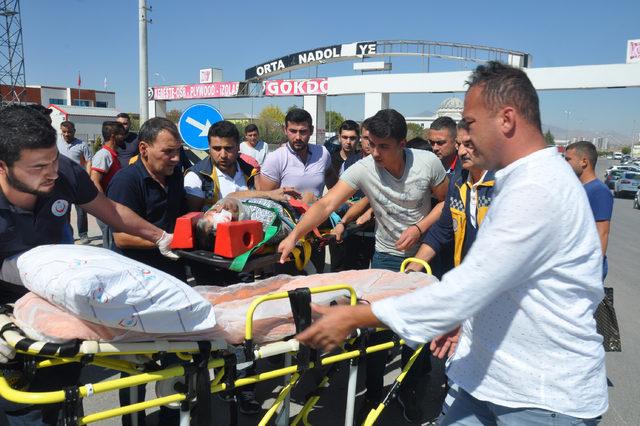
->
[[0, 61, 610, 425]]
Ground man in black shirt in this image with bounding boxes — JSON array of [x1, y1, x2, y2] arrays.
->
[[0, 106, 175, 425], [115, 112, 139, 167]]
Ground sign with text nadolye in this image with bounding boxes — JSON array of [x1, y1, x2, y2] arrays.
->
[[262, 79, 328, 97]]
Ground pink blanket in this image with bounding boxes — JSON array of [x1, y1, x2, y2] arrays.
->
[[13, 270, 436, 344]]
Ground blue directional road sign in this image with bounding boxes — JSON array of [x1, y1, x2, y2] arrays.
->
[[178, 104, 224, 150]]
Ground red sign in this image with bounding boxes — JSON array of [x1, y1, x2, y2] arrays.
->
[[151, 82, 240, 100], [263, 79, 328, 96]]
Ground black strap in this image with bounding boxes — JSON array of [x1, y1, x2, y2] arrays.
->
[[0, 322, 20, 334], [222, 353, 238, 426], [14, 337, 35, 352], [63, 386, 81, 426], [58, 339, 82, 358], [192, 341, 212, 426], [288, 288, 318, 370]]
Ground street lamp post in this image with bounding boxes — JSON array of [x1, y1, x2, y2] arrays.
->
[[139, 0, 149, 123]]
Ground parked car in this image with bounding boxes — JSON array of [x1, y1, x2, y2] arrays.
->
[[605, 164, 640, 177], [324, 135, 340, 155], [634, 189, 640, 209], [613, 172, 640, 198], [605, 170, 623, 189]]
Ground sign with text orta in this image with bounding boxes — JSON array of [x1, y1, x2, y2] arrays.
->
[[178, 104, 223, 150], [245, 41, 377, 80]]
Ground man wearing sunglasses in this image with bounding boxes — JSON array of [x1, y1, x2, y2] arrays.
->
[[185, 120, 298, 213]]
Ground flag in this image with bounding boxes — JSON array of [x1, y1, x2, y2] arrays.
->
[[103, 76, 108, 90], [77, 71, 81, 87]]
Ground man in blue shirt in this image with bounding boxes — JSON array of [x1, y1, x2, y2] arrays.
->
[[565, 141, 614, 279], [0, 106, 176, 426]]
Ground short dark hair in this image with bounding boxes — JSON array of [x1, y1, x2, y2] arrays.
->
[[366, 109, 407, 142], [466, 61, 541, 131], [0, 105, 57, 167], [195, 217, 215, 251], [60, 120, 75, 130], [138, 117, 180, 145], [430, 116, 457, 140], [361, 117, 372, 131], [244, 123, 259, 134], [284, 108, 313, 128], [407, 137, 433, 152], [566, 140, 598, 167], [102, 121, 125, 142], [338, 120, 360, 137], [116, 112, 131, 121], [457, 118, 470, 132], [208, 120, 240, 144]]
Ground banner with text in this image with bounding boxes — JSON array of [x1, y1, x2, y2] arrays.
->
[[263, 79, 328, 96], [150, 82, 240, 101]]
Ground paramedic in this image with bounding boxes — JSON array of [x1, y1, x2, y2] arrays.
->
[[0, 105, 175, 426]]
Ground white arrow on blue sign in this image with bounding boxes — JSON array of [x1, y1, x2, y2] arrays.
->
[[178, 104, 224, 150]]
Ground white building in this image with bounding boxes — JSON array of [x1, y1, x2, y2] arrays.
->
[[50, 105, 120, 144], [405, 97, 464, 129]]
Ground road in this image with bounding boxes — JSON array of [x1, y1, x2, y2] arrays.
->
[[16, 158, 639, 425]]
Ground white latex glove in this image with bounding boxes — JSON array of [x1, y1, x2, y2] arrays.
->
[[156, 231, 179, 260], [0, 338, 16, 364]]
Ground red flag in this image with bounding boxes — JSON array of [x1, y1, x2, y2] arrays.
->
[[77, 71, 81, 87]]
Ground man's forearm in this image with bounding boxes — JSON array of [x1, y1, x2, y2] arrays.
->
[[416, 201, 444, 232], [113, 232, 156, 250], [340, 197, 370, 225]]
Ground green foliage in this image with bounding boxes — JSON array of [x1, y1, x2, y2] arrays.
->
[[257, 105, 286, 144], [325, 111, 346, 134], [621, 146, 631, 155], [406, 123, 425, 141], [165, 109, 182, 124], [544, 130, 555, 146], [91, 136, 103, 154]]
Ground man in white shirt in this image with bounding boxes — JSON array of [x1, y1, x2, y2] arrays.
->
[[184, 120, 298, 213], [295, 61, 607, 424], [239, 123, 269, 166]]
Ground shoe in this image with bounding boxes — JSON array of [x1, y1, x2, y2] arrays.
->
[[397, 390, 423, 424], [237, 390, 261, 415], [355, 398, 378, 425], [76, 235, 90, 245]]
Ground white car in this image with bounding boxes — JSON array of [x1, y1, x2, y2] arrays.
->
[[614, 172, 640, 198], [634, 189, 640, 209], [605, 165, 640, 177]]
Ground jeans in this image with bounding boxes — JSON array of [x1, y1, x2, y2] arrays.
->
[[371, 250, 405, 272], [441, 386, 601, 426], [75, 204, 88, 238], [96, 219, 111, 249]]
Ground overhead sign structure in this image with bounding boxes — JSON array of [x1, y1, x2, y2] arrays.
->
[[178, 104, 223, 150], [149, 82, 240, 101], [263, 79, 328, 96], [245, 41, 377, 80]]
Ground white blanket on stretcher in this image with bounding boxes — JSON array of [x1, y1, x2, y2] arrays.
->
[[13, 267, 438, 344], [15, 245, 217, 334]]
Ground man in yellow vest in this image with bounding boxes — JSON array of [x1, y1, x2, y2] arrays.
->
[[184, 120, 297, 212]]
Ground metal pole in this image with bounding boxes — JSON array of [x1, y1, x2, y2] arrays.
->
[[139, 0, 149, 123]]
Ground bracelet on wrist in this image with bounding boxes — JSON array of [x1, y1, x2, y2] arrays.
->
[[413, 223, 423, 234]]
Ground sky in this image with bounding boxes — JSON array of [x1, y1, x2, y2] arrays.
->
[[19, 0, 640, 143]]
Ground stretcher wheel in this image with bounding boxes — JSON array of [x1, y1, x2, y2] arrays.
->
[[155, 376, 189, 409]]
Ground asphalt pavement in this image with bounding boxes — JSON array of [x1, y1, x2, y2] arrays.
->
[[33, 158, 640, 425]]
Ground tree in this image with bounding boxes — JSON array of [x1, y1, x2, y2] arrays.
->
[[621, 146, 631, 155], [165, 109, 182, 124], [325, 111, 345, 134], [406, 123, 424, 141], [544, 129, 555, 146], [257, 105, 285, 144]]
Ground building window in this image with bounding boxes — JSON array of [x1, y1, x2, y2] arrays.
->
[[95, 101, 108, 108], [72, 99, 90, 107], [49, 98, 65, 105]]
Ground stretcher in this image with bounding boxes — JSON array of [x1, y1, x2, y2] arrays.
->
[[0, 258, 432, 426]]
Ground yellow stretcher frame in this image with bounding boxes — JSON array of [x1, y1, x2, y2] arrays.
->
[[0, 258, 432, 425]]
